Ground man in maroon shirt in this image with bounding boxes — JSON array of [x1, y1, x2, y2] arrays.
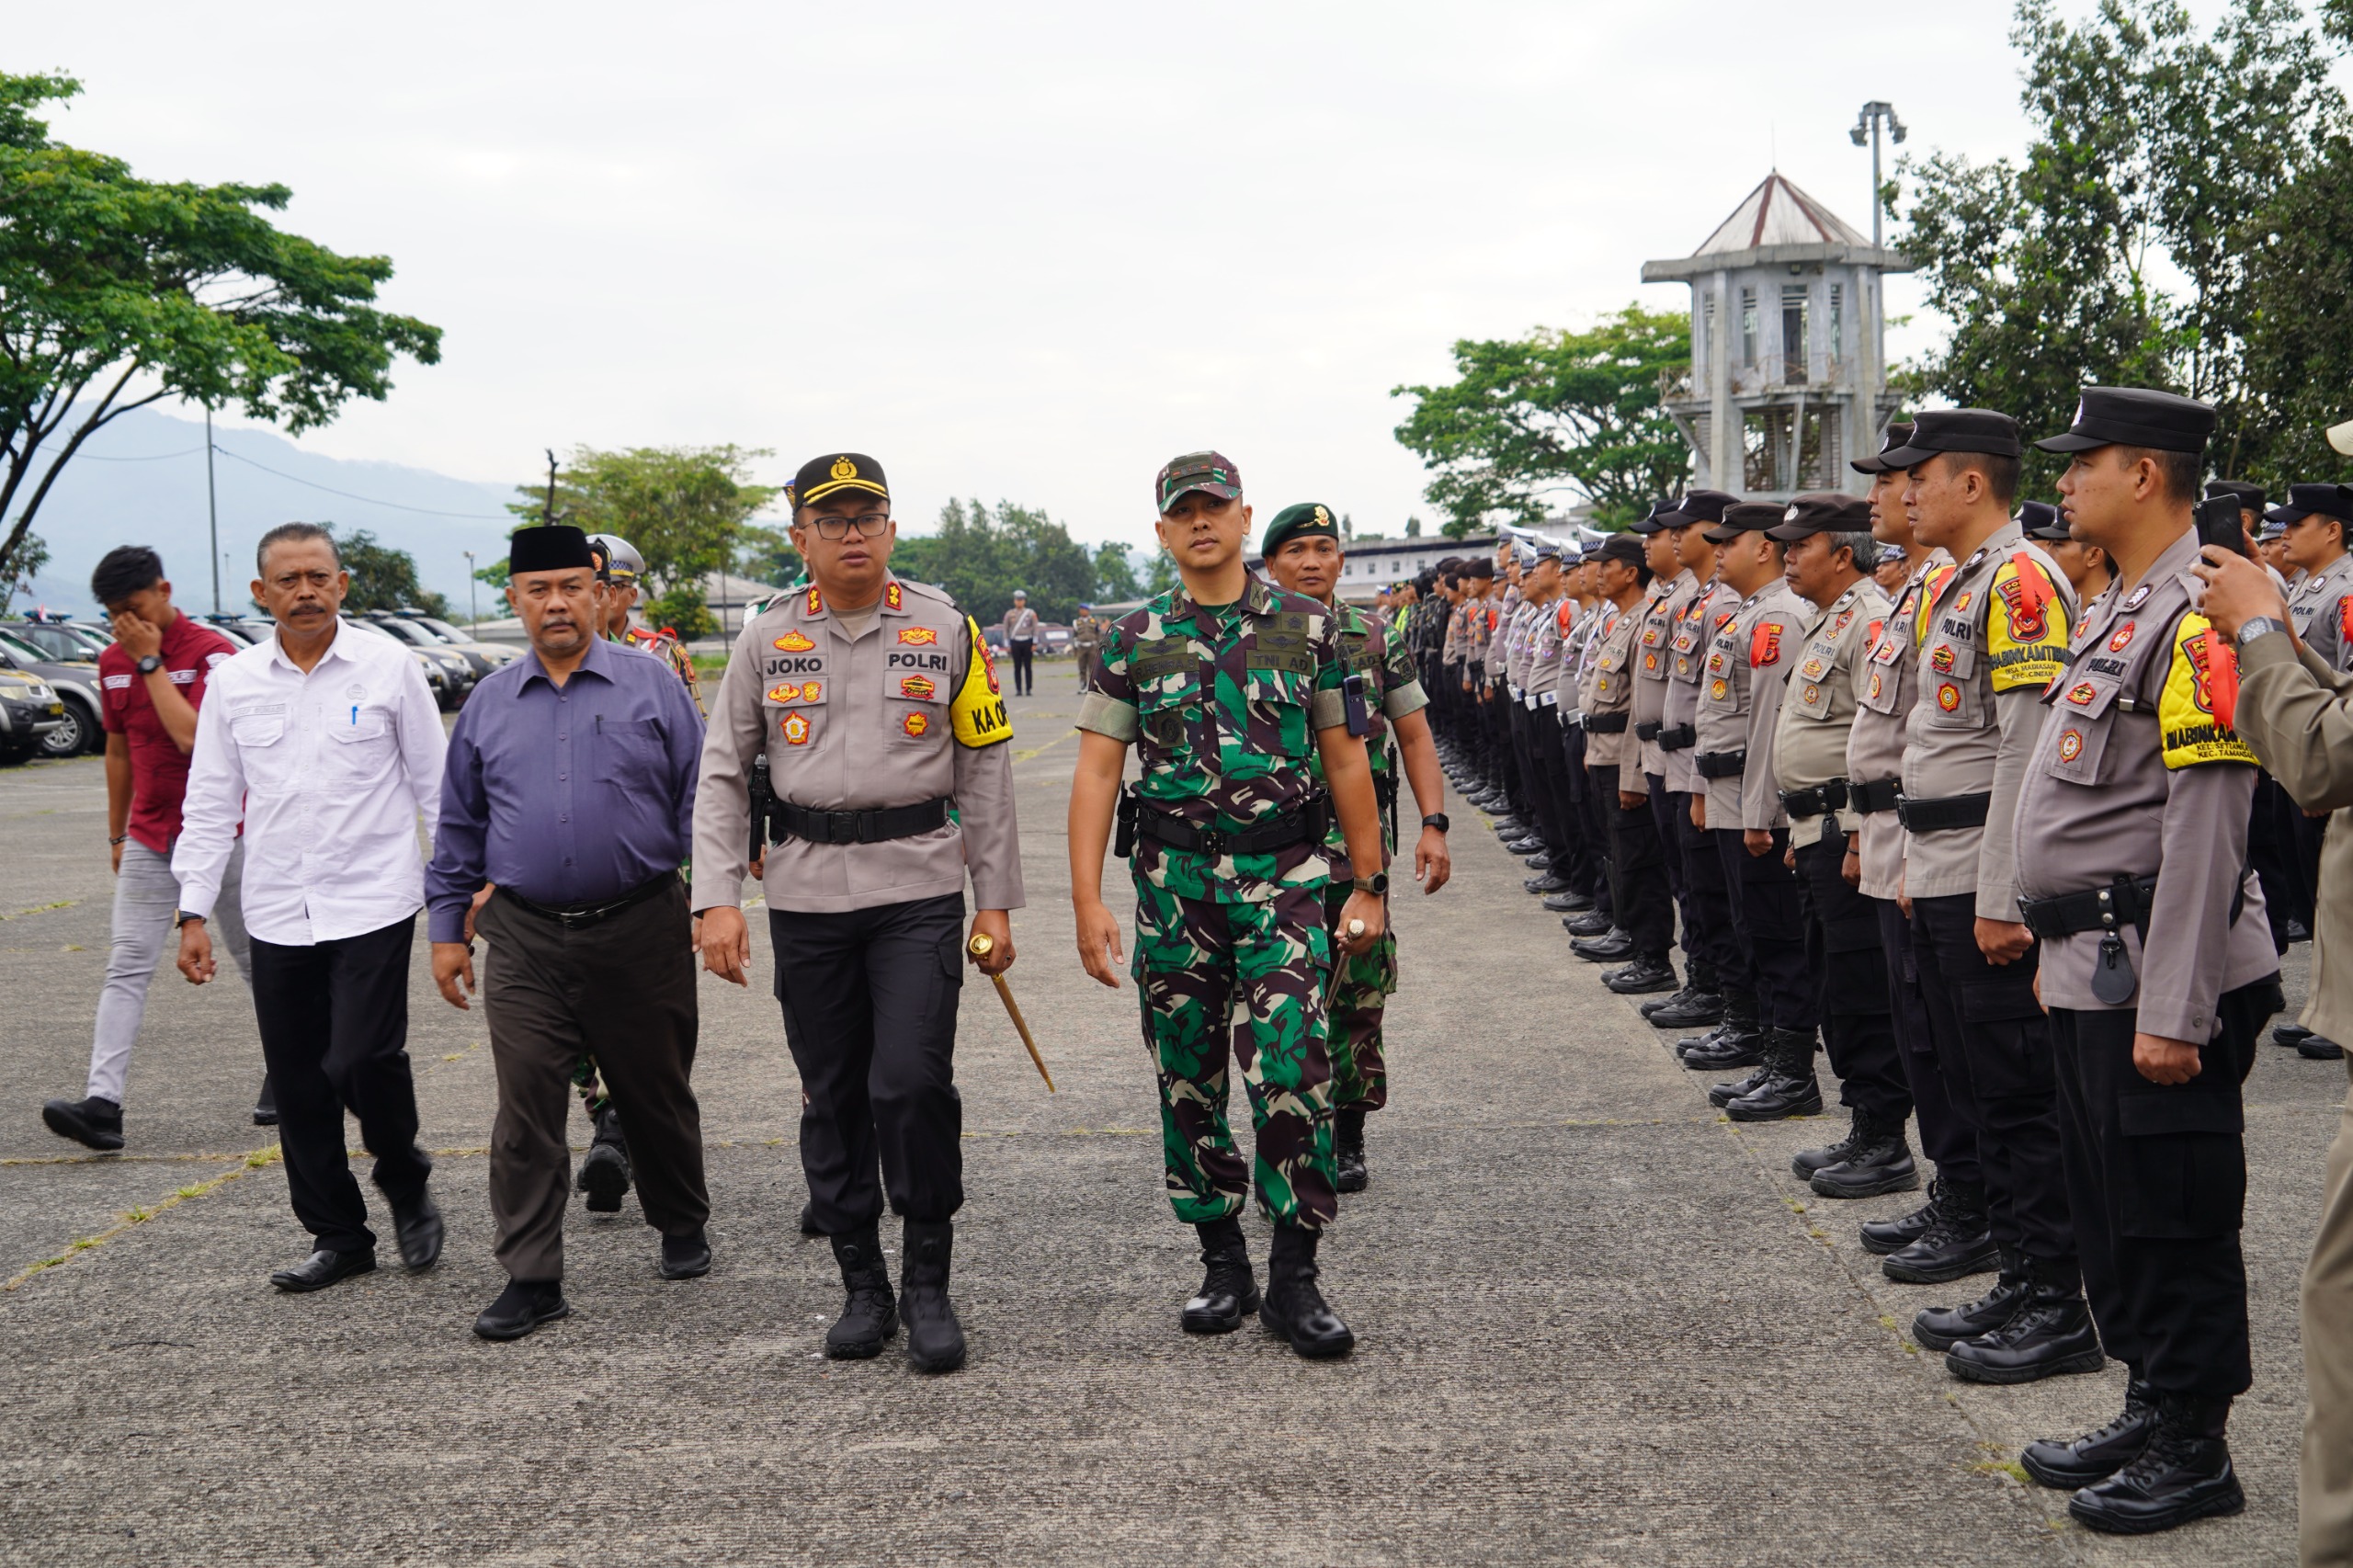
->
[[40, 547, 268, 1150]]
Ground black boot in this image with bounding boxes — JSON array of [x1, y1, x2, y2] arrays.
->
[[1678, 990, 1763, 1068], [1542, 889, 1596, 914], [40, 1095, 123, 1152], [900, 1218, 966, 1373], [1912, 1248, 2030, 1348], [1334, 1108, 1368, 1194], [2021, 1374, 2158, 1488], [2067, 1394, 2244, 1534], [1707, 1063, 1774, 1108], [1724, 1030, 1824, 1121], [824, 1225, 898, 1360], [1643, 987, 1726, 1030], [1860, 1186, 1938, 1256], [1572, 928, 1636, 963], [1944, 1267, 2106, 1385], [1603, 954, 1678, 994], [1260, 1222, 1354, 1358], [1181, 1215, 1259, 1334], [1524, 872, 1570, 894], [1881, 1178, 1999, 1283], [576, 1103, 631, 1213], [1563, 911, 1615, 938], [1791, 1108, 1869, 1178], [1809, 1111, 1919, 1199]]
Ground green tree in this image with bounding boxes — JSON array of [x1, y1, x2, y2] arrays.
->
[[509, 444, 779, 632], [733, 523, 802, 588], [1391, 304, 1691, 531], [1091, 540, 1142, 603], [2242, 131, 2353, 486], [0, 74, 441, 589], [290, 525, 450, 617], [891, 497, 1097, 622], [1144, 548, 1182, 597]]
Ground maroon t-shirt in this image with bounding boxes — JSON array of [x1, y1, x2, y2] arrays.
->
[[98, 613, 239, 855]]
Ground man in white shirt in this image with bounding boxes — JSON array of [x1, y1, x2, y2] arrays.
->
[[173, 523, 449, 1293]]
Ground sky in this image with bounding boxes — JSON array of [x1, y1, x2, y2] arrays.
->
[[15, 0, 2120, 553]]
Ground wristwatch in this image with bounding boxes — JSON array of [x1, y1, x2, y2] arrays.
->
[[1421, 812, 1450, 834], [2237, 615, 2287, 648], [174, 910, 204, 927], [1352, 872, 1390, 895], [135, 653, 162, 676]]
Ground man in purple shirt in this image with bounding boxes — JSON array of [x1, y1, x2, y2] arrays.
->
[[426, 525, 711, 1341]]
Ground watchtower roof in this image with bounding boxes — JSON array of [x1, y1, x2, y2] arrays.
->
[[1641, 171, 1911, 281]]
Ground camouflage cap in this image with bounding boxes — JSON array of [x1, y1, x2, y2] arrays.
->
[[1156, 450, 1242, 514]]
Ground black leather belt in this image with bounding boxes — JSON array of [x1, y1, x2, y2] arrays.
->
[[773, 796, 951, 845], [1779, 780, 1850, 819], [1656, 722, 1698, 752], [1634, 720, 1663, 742], [1583, 712, 1630, 734], [1695, 749, 1746, 779], [500, 873, 677, 930], [2018, 877, 2162, 940], [1849, 778, 1902, 815], [1136, 800, 1323, 860], [1896, 791, 1991, 833]]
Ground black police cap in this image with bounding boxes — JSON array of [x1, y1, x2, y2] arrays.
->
[[1657, 489, 1739, 529], [1593, 533, 1646, 567], [1880, 408, 2023, 468], [2207, 479, 2266, 513], [1704, 502, 1790, 544], [2265, 483, 2353, 526], [2034, 387, 2214, 455], [2016, 501, 2069, 541], [1626, 498, 1682, 536], [788, 452, 890, 509], [1766, 493, 1871, 540], [1851, 422, 1915, 475]]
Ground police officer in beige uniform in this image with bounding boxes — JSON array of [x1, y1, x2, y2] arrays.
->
[[1886, 408, 2095, 1383], [1688, 504, 1814, 1115], [693, 451, 1024, 1375], [1768, 494, 1915, 1197], [2008, 388, 2280, 1535], [1553, 545, 1615, 929], [1574, 534, 1663, 970], [1650, 497, 1743, 1032], [1845, 426, 1992, 1285], [1620, 499, 1709, 996]]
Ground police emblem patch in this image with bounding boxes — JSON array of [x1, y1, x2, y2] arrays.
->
[[1802, 683, 1821, 705], [903, 711, 929, 737], [781, 712, 812, 744], [2109, 623, 2136, 653], [1937, 683, 1961, 712], [2059, 729, 2085, 762], [899, 675, 938, 700], [2065, 681, 2097, 706], [772, 631, 816, 653], [1868, 672, 1883, 699], [1709, 677, 1728, 701], [897, 627, 938, 646]]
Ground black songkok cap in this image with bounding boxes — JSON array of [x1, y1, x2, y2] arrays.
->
[[1880, 408, 2024, 469], [1767, 493, 1872, 540], [2034, 387, 2215, 455], [507, 525, 596, 575]]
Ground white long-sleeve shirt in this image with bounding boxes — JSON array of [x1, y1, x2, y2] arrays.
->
[[174, 620, 446, 945]]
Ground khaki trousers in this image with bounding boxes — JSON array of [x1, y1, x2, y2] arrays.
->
[[2307, 1060, 2353, 1565]]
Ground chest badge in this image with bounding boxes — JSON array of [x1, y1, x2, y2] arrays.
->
[[897, 627, 938, 646], [1800, 656, 1825, 679], [1930, 643, 1956, 674], [1937, 683, 1961, 712], [904, 711, 931, 737], [780, 712, 813, 745], [2065, 681, 2097, 706], [1868, 671, 1883, 699], [1802, 682, 1821, 705], [900, 674, 938, 700], [2059, 729, 2085, 763], [1709, 677, 1728, 701], [2109, 622, 2137, 653], [343, 683, 368, 700], [773, 631, 815, 653], [1956, 590, 1974, 612]]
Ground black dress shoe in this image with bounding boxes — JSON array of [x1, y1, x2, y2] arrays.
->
[[2275, 1021, 2314, 1048], [1883, 1179, 2000, 1282], [1524, 872, 1570, 894], [1912, 1254, 2030, 1347], [2288, 917, 2313, 943], [1563, 911, 1614, 937], [659, 1228, 712, 1279], [1644, 990, 1725, 1030], [387, 1187, 443, 1271], [798, 1200, 824, 1237], [1945, 1283, 2106, 1384], [1603, 956, 1679, 995], [1260, 1223, 1353, 1359], [1573, 931, 1636, 963], [41, 1095, 124, 1152], [1182, 1216, 1259, 1334], [252, 1076, 278, 1127], [2021, 1378, 2157, 1488], [270, 1247, 377, 1293], [2067, 1397, 2243, 1535], [473, 1278, 570, 1341], [2302, 1036, 2347, 1060], [1541, 890, 1595, 914], [1506, 836, 1546, 856]]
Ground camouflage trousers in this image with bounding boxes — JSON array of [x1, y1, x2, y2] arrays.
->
[[1131, 879, 1338, 1231], [1320, 881, 1396, 1114]]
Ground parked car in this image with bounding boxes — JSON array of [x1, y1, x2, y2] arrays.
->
[[5, 617, 111, 662], [0, 628, 102, 756], [369, 608, 515, 680], [1040, 622, 1073, 655], [0, 667, 66, 763], [397, 611, 521, 671], [345, 616, 473, 709]]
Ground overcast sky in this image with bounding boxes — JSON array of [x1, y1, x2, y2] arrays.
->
[[21, 0, 2104, 551]]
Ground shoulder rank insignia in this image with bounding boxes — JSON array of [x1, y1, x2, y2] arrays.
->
[[1964, 548, 1989, 572], [804, 586, 824, 617], [884, 582, 903, 611], [2122, 583, 2153, 611], [949, 615, 1011, 748], [2160, 613, 2256, 769], [897, 626, 938, 646]]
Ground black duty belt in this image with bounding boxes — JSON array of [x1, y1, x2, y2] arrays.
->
[[1779, 780, 1850, 819], [501, 873, 677, 931], [1655, 722, 1698, 752], [2018, 877, 2161, 941], [1582, 712, 1630, 734], [773, 796, 951, 845], [1849, 778, 1902, 815], [1135, 799, 1324, 861], [1695, 749, 1746, 779], [1895, 791, 1991, 834], [1634, 720, 1663, 742]]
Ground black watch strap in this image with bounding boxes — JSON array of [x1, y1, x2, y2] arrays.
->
[[135, 653, 163, 675], [1421, 812, 1450, 834]]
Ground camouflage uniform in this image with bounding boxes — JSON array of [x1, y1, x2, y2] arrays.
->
[[1077, 575, 1353, 1230], [625, 618, 706, 717]]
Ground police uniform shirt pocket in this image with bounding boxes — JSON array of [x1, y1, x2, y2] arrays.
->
[[762, 676, 826, 752], [2042, 676, 2119, 784]]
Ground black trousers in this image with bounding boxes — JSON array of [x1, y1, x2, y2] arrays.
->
[[2051, 977, 2279, 1395], [1674, 794, 1735, 986], [1792, 830, 1910, 1119], [1563, 725, 1613, 915], [1646, 778, 1696, 972], [249, 917, 431, 1256], [1486, 692, 1521, 807], [770, 893, 965, 1233], [1713, 826, 1812, 1031], [1532, 710, 1597, 897], [2247, 773, 2308, 949], [1009, 639, 1034, 695], [1874, 896, 1981, 1185], [1908, 892, 2076, 1281], [1594, 764, 1673, 960]]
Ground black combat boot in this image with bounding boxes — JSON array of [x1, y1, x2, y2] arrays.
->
[[1860, 1185, 1938, 1256], [1181, 1215, 1259, 1334], [1911, 1247, 2030, 1348], [1572, 928, 1636, 963], [1563, 911, 1615, 938], [1260, 1222, 1354, 1359], [1944, 1263, 2106, 1385], [824, 1225, 899, 1360], [1334, 1108, 1369, 1194], [1792, 1107, 1869, 1177], [1506, 836, 1547, 857], [40, 1095, 124, 1152], [576, 1103, 631, 1213], [1603, 954, 1678, 994], [2021, 1373, 2157, 1489], [1810, 1110, 1919, 1199], [900, 1218, 966, 1373], [1724, 1030, 1824, 1121], [2067, 1394, 2243, 1534], [1678, 989, 1764, 1068], [1881, 1178, 1999, 1282], [1707, 1063, 1773, 1107]]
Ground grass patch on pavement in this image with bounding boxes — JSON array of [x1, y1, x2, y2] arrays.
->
[[5, 1145, 284, 1292]]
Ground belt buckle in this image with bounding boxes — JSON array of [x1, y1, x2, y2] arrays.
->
[[826, 809, 861, 843], [1198, 827, 1226, 860]]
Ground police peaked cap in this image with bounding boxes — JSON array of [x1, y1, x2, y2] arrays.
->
[[2034, 387, 2214, 455]]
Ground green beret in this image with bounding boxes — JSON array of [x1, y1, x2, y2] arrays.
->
[[1261, 502, 1341, 557]]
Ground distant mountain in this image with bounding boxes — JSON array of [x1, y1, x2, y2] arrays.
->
[[10, 408, 517, 619]]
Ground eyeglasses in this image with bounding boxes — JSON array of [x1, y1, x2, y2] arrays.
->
[[808, 513, 890, 540]]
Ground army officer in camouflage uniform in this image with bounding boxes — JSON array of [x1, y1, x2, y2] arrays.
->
[[693, 451, 1023, 1377], [1068, 451, 1387, 1360], [1259, 501, 1453, 1196]]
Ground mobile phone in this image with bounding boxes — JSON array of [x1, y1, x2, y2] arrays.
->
[[2194, 494, 2253, 560]]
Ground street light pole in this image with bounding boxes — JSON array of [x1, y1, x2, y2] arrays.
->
[[464, 550, 477, 630], [1849, 100, 1908, 250], [204, 406, 221, 615]]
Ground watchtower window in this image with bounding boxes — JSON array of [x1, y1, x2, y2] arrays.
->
[[1780, 284, 1809, 384], [1740, 288, 1758, 367], [1827, 283, 1845, 362]]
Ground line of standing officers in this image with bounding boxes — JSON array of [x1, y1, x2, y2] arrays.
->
[[1405, 386, 2313, 1541]]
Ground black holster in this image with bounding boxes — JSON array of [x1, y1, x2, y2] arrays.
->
[[1114, 787, 1140, 860]]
